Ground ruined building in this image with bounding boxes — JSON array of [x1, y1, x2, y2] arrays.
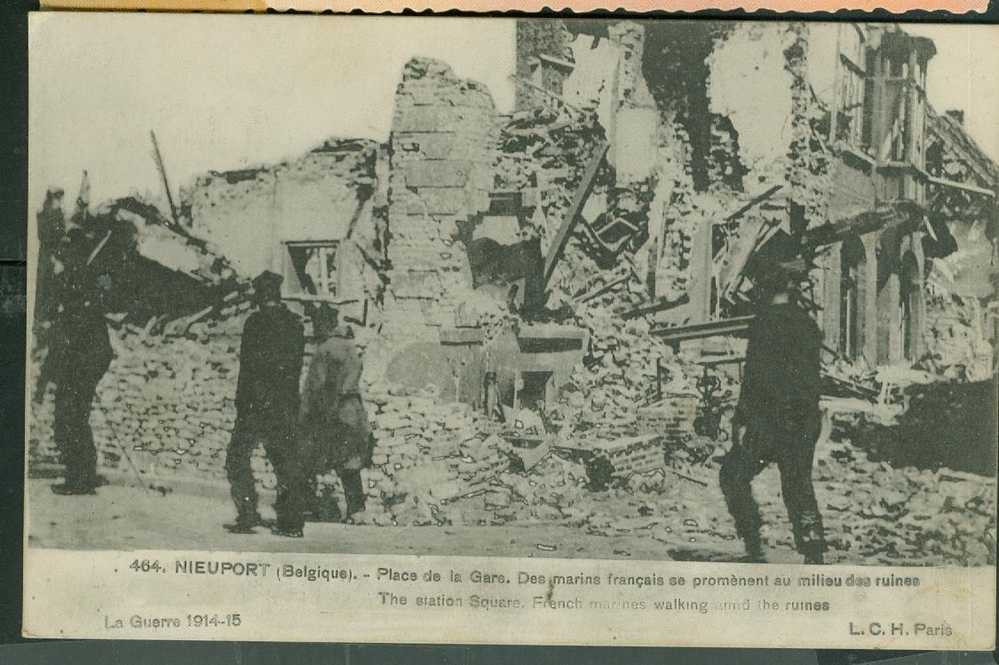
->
[[30, 21, 998, 541], [520, 21, 996, 372]]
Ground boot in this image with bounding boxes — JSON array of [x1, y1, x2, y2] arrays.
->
[[223, 512, 263, 534], [742, 531, 766, 563], [51, 482, 97, 496], [802, 544, 825, 565], [342, 471, 366, 521], [305, 488, 343, 523]]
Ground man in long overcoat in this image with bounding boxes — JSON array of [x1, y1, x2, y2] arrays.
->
[[226, 271, 306, 536], [719, 257, 826, 564]]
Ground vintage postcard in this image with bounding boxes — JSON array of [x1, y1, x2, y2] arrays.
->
[[24, 14, 998, 648]]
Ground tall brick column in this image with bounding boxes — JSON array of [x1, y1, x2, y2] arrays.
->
[[383, 58, 497, 341]]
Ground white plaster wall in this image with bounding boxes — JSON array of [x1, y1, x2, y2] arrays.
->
[[564, 34, 620, 133], [806, 23, 840, 110], [186, 151, 370, 278], [707, 24, 795, 183]]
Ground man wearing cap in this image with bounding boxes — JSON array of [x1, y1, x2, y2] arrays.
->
[[299, 304, 371, 521], [36, 251, 114, 495], [719, 251, 826, 565], [225, 270, 306, 536]]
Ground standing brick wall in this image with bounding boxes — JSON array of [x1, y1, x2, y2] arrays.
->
[[383, 58, 498, 341]]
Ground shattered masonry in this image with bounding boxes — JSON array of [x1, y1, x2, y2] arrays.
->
[[30, 21, 998, 564]]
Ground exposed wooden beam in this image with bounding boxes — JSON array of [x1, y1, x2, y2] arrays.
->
[[927, 175, 995, 199], [508, 75, 587, 116], [722, 184, 783, 224], [575, 273, 629, 304], [650, 315, 756, 343], [543, 139, 610, 287], [621, 294, 690, 320]]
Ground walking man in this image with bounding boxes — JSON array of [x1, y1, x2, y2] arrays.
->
[[300, 304, 371, 521], [225, 270, 306, 537], [719, 257, 826, 564]]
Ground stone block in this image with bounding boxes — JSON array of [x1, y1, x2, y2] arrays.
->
[[397, 86, 494, 110], [394, 132, 460, 160], [402, 161, 472, 188], [393, 107, 485, 134], [391, 270, 443, 299], [398, 188, 469, 215]]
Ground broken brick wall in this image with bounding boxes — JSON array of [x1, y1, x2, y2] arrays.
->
[[381, 58, 499, 344], [920, 114, 998, 375], [182, 139, 383, 301], [29, 58, 512, 507], [641, 22, 838, 321]]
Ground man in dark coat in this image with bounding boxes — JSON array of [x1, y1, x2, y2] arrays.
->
[[39, 273, 114, 495], [34, 200, 117, 496], [719, 259, 826, 564], [225, 271, 306, 537], [299, 304, 372, 521]]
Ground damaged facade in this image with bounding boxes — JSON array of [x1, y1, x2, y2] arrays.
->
[[30, 21, 997, 563]]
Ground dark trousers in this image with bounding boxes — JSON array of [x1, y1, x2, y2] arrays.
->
[[305, 466, 366, 520], [719, 408, 825, 559], [337, 467, 366, 518], [226, 416, 304, 530], [53, 359, 109, 488]]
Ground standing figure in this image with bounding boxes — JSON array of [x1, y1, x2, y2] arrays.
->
[[300, 305, 372, 521], [34, 194, 116, 496], [225, 271, 306, 537], [40, 274, 114, 495], [34, 187, 67, 333], [719, 263, 825, 564]]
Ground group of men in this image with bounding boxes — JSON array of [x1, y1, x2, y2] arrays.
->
[[36, 231, 371, 537], [36, 194, 825, 559], [226, 270, 371, 538]]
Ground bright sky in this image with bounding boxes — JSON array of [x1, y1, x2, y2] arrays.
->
[[28, 16, 999, 215], [28, 14, 517, 210], [907, 23, 999, 163]]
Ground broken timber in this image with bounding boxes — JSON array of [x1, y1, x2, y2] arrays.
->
[[575, 273, 630, 304], [508, 75, 587, 117], [722, 184, 783, 225], [802, 200, 923, 250], [622, 294, 690, 320], [150, 130, 181, 229], [927, 175, 996, 198], [651, 315, 755, 345], [543, 139, 610, 288]]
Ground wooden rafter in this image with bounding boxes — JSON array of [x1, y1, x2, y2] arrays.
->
[[543, 139, 610, 288]]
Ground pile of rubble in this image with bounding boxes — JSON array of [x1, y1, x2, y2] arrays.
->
[[351, 377, 597, 526], [814, 439, 996, 565], [493, 105, 608, 250]]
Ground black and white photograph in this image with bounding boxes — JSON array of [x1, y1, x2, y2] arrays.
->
[[25, 15, 998, 577]]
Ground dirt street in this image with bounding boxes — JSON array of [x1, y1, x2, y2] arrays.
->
[[28, 428, 997, 567]]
